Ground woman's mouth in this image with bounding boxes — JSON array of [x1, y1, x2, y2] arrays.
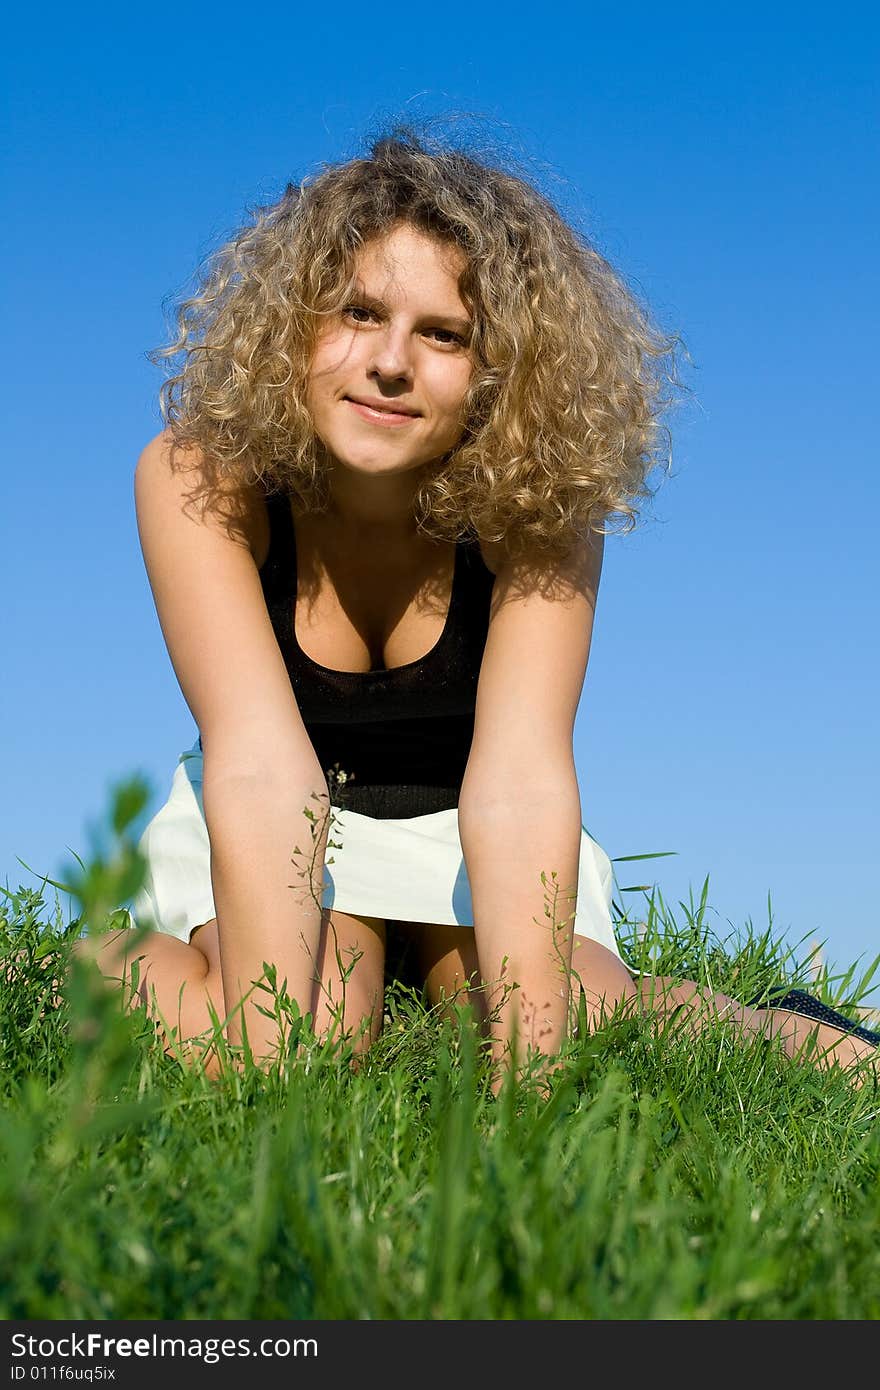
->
[[344, 397, 421, 427]]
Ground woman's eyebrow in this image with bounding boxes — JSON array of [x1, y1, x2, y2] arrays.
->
[[425, 313, 473, 334], [351, 287, 472, 334], [349, 288, 386, 313]]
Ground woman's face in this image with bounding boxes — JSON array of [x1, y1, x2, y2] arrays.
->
[[306, 223, 474, 484]]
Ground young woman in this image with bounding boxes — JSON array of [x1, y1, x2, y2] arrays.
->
[[84, 131, 878, 1082]]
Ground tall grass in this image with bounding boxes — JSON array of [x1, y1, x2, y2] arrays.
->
[[1, 777, 878, 1320]]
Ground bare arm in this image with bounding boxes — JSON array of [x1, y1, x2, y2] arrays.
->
[[134, 430, 328, 1062], [204, 768, 331, 1059], [459, 531, 603, 1073], [458, 770, 582, 1067]]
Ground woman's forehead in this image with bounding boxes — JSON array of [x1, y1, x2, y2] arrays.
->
[[354, 223, 468, 293]]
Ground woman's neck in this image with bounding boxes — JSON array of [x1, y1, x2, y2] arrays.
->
[[321, 467, 423, 541]]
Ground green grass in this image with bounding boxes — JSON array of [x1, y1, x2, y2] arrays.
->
[[1, 777, 878, 1320]]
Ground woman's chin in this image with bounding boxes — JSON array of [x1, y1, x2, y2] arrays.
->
[[325, 448, 431, 479]]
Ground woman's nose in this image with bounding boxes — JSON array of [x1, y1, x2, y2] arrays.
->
[[367, 326, 414, 384]]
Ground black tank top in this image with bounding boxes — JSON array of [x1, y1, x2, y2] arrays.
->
[[200, 492, 496, 818]]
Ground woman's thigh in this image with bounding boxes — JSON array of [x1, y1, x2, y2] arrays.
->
[[390, 924, 638, 1033], [75, 922, 223, 1045], [389, 921, 487, 1024], [83, 912, 386, 1052], [189, 911, 386, 1035], [570, 937, 639, 1028]]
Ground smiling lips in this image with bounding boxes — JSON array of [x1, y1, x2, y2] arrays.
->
[[345, 396, 421, 427]]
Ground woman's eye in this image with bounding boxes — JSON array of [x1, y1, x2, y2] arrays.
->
[[426, 328, 466, 347], [343, 305, 375, 324]]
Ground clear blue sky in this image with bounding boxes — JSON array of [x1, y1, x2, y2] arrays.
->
[[3, 3, 878, 994]]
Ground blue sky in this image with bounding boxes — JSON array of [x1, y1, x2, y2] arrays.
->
[[3, 3, 878, 995]]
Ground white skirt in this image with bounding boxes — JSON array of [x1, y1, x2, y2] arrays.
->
[[128, 740, 624, 963]]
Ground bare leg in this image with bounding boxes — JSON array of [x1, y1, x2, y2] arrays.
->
[[637, 974, 879, 1081], [391, 921, 489, 1028], [569, 938, 640, 1029], [566, 940, 876, 1083], [72, 921, 226, 1073], [75, 910, 386, 1074], [381, 932, 875, 1085]]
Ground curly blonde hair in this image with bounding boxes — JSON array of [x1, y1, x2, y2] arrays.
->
[[154, 127, 681, 560]]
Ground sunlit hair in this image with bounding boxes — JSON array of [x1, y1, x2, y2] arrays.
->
[[153, 127, 682, 560]]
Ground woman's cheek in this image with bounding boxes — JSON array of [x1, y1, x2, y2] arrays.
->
[[309, 328, 356, 382]]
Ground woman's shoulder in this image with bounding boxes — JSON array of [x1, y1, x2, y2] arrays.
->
[[137, 429, 273, 564]]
